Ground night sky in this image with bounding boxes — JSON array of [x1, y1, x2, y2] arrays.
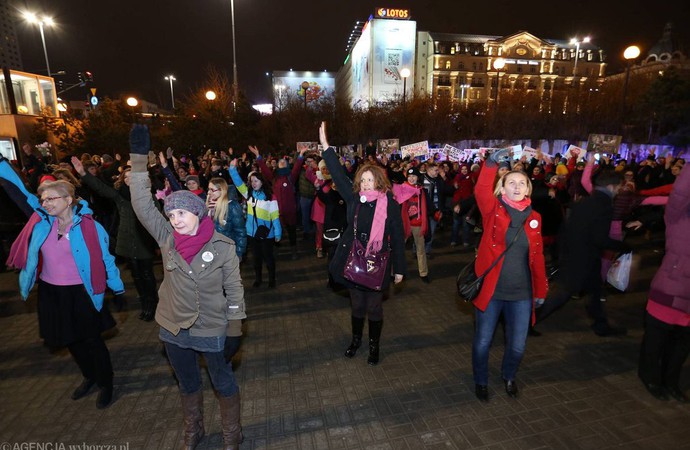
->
[[11, 0, 690, 107]]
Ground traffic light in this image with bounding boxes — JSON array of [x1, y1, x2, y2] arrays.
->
[[77, 71, 94, 83], [84, 71, 93, 82]]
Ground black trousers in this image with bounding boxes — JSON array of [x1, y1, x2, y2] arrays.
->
[[68, 337, 113, 388], [639, 311, 690, 388], [252, 237, 275, 280], [128, 257, 157, 302], [537, 264, 607, 330]]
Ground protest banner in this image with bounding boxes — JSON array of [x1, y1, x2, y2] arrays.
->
[[444, 144, 463, 162], [296, 142, 318, 154], [401, 141, 429, 159], [377, 138, 399, 155], [522, 146, 539, 161], [564, 144, 587, 161], [586, 134, 622, 154]]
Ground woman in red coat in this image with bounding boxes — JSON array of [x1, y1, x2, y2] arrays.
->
[[472, 148, 547, 402]]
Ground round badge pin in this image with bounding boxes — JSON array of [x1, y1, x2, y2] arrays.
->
[[360, 195, 367, 203], [529, 219, 539, 229], [283, 182, 288, 187], [202, 251, 214, 262]]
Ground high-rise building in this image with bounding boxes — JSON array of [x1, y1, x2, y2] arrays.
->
[[0, 0, 23, 70]]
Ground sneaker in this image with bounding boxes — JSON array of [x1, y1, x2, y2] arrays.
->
[[316, 248, 324, 258]]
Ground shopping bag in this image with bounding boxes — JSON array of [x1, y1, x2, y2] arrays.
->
[[607, 252, 632, 291]]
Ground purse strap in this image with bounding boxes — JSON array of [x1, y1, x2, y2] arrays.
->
[[251, 197, 272, 233], [476, 215, 529, 279]]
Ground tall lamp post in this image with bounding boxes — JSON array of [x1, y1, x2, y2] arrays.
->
[[622, 45, 641, 115], [23, 12, 54, 77], [493, 58, 506, 111], [570, 36, 590, 77], [164, 75, 176, 109], [230, 0, 239, 107], [400, 68, 411, 106]]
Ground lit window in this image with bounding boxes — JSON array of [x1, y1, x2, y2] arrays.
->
[[445, 61, 451, 69]]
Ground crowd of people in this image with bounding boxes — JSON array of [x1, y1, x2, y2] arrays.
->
[[0, 122, 688, 448]]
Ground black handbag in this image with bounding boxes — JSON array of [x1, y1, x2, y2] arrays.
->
[[252, 201, 272, 240], [343, 204, 390, 290], [456, 217, 527, 302]]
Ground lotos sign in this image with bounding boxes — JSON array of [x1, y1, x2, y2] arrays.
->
[[375, 7, 411, 19]]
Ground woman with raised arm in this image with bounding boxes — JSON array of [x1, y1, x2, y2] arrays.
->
[[471, 148, 547, 402], [319, 122, 406, 366], [127, 125, 245, 450], [206, 177, 247, 262], [1, 155, 124, 410], [71, 156, 159, 321]]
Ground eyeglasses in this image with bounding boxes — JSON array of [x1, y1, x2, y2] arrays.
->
[[208, 188, 220, 193], [41, 196, 67, 204]]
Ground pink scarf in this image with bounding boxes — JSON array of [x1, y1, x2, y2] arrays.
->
[[174, 216, 215, 264], [359, 190, 388, 255], [501, 195, 532, 211], [392, 182, 419, 204], [7, 212, 106, 294]]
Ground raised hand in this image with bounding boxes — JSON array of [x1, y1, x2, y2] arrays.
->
[[248, 145, 260, 157], [158, 151, 168, 168], [166, 147, 173, 159], [229, 158, 238, 168], [71, 156, 86, 176], [129, 124, 150, 155], [319, 121, 329, 149], [115, 153, 122, 161]]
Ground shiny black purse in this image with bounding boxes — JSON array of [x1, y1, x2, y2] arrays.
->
[[456, 218, 527, 302]]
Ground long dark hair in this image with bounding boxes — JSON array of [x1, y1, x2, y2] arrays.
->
[[248, 171, 272, 199]]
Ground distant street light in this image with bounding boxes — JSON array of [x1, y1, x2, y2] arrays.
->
[[400, 68, 411, 106], [230, 0, 239, 106], [164, 75, 176, 109], [126, 97, 138, 107], [493, 58, 506, 110], [205, 90, 217, 101], [570, 36, 591, 77], [460, 83, 470, 107], [622, 45, 641, 117], [23, 12, 55, 77]]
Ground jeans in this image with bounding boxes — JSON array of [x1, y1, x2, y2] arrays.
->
[[165, 342, 239, 396], [451, 213, 472, 245], [299, 196, 314, 234], [472, 298, 532, 385]]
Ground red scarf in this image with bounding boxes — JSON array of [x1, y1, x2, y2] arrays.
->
[[501, 195, 532, 211], [174, 216, 215, 264], [393, 183, 428, 239], [7, 212, 106, 295], [359, 190, 388, 255]]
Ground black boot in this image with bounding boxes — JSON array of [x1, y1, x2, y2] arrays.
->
[[344, 316, 365, 358], [141, 298, 156, 322], [253, 267, 262, 287], [367, 320, 383, 366], [138, 298, 146, 320], [268, 267, 276, 288]]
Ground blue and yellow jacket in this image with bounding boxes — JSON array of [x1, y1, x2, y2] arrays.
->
[[229, 166, 282, 240]]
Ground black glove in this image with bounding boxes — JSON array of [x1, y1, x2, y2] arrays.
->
[[112, 293, 127, 312], [224, 336, 241, 362], [489, 148, 511, 165], [129, 124, 150, 155]]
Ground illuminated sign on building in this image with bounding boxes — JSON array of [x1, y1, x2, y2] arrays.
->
[[375, 7, 411, 19]]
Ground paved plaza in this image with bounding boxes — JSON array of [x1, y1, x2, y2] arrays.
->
[[1, 228, 689, 450]]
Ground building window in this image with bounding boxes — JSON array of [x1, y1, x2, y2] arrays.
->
[[517, 65, 523, 73], [459, 61, 465, 70], [472, 62, 477, 71], [530, 66, 536, 73], [587, 51, 593, 61], [445, 61, 451, 69], [479, 63, 483, 71], [450, 46, 455, 55]]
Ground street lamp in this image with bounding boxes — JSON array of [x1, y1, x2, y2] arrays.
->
[[622, 45, 641, 116], [164, 75, 176, 109], [570, 36, 591, 77], [126, 97, 138, 107], [205, 90, 217, 101], [493, 58, 506, 110], [230, 0, 239, 106], [23, 12, 54, 77], [400, 68, 411, 106]]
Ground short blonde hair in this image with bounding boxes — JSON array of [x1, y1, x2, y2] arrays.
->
[[37, 180, 79, 206], [493, 170, 533, 198]]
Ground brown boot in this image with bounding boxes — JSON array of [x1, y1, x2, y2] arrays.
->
[[180, 390, 205, 450], [218, 392, 242, 450]]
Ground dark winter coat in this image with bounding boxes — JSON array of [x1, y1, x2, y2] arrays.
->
[[322, 148, 406, 291]]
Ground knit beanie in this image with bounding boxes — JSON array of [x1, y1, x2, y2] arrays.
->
[[184, 175, 200, 185], [164, 190, 207, 218], [498, 160, 512, 171], [555, 163, 569, 176]]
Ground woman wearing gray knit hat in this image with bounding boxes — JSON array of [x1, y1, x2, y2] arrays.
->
[[128, 125, 245, 450]]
